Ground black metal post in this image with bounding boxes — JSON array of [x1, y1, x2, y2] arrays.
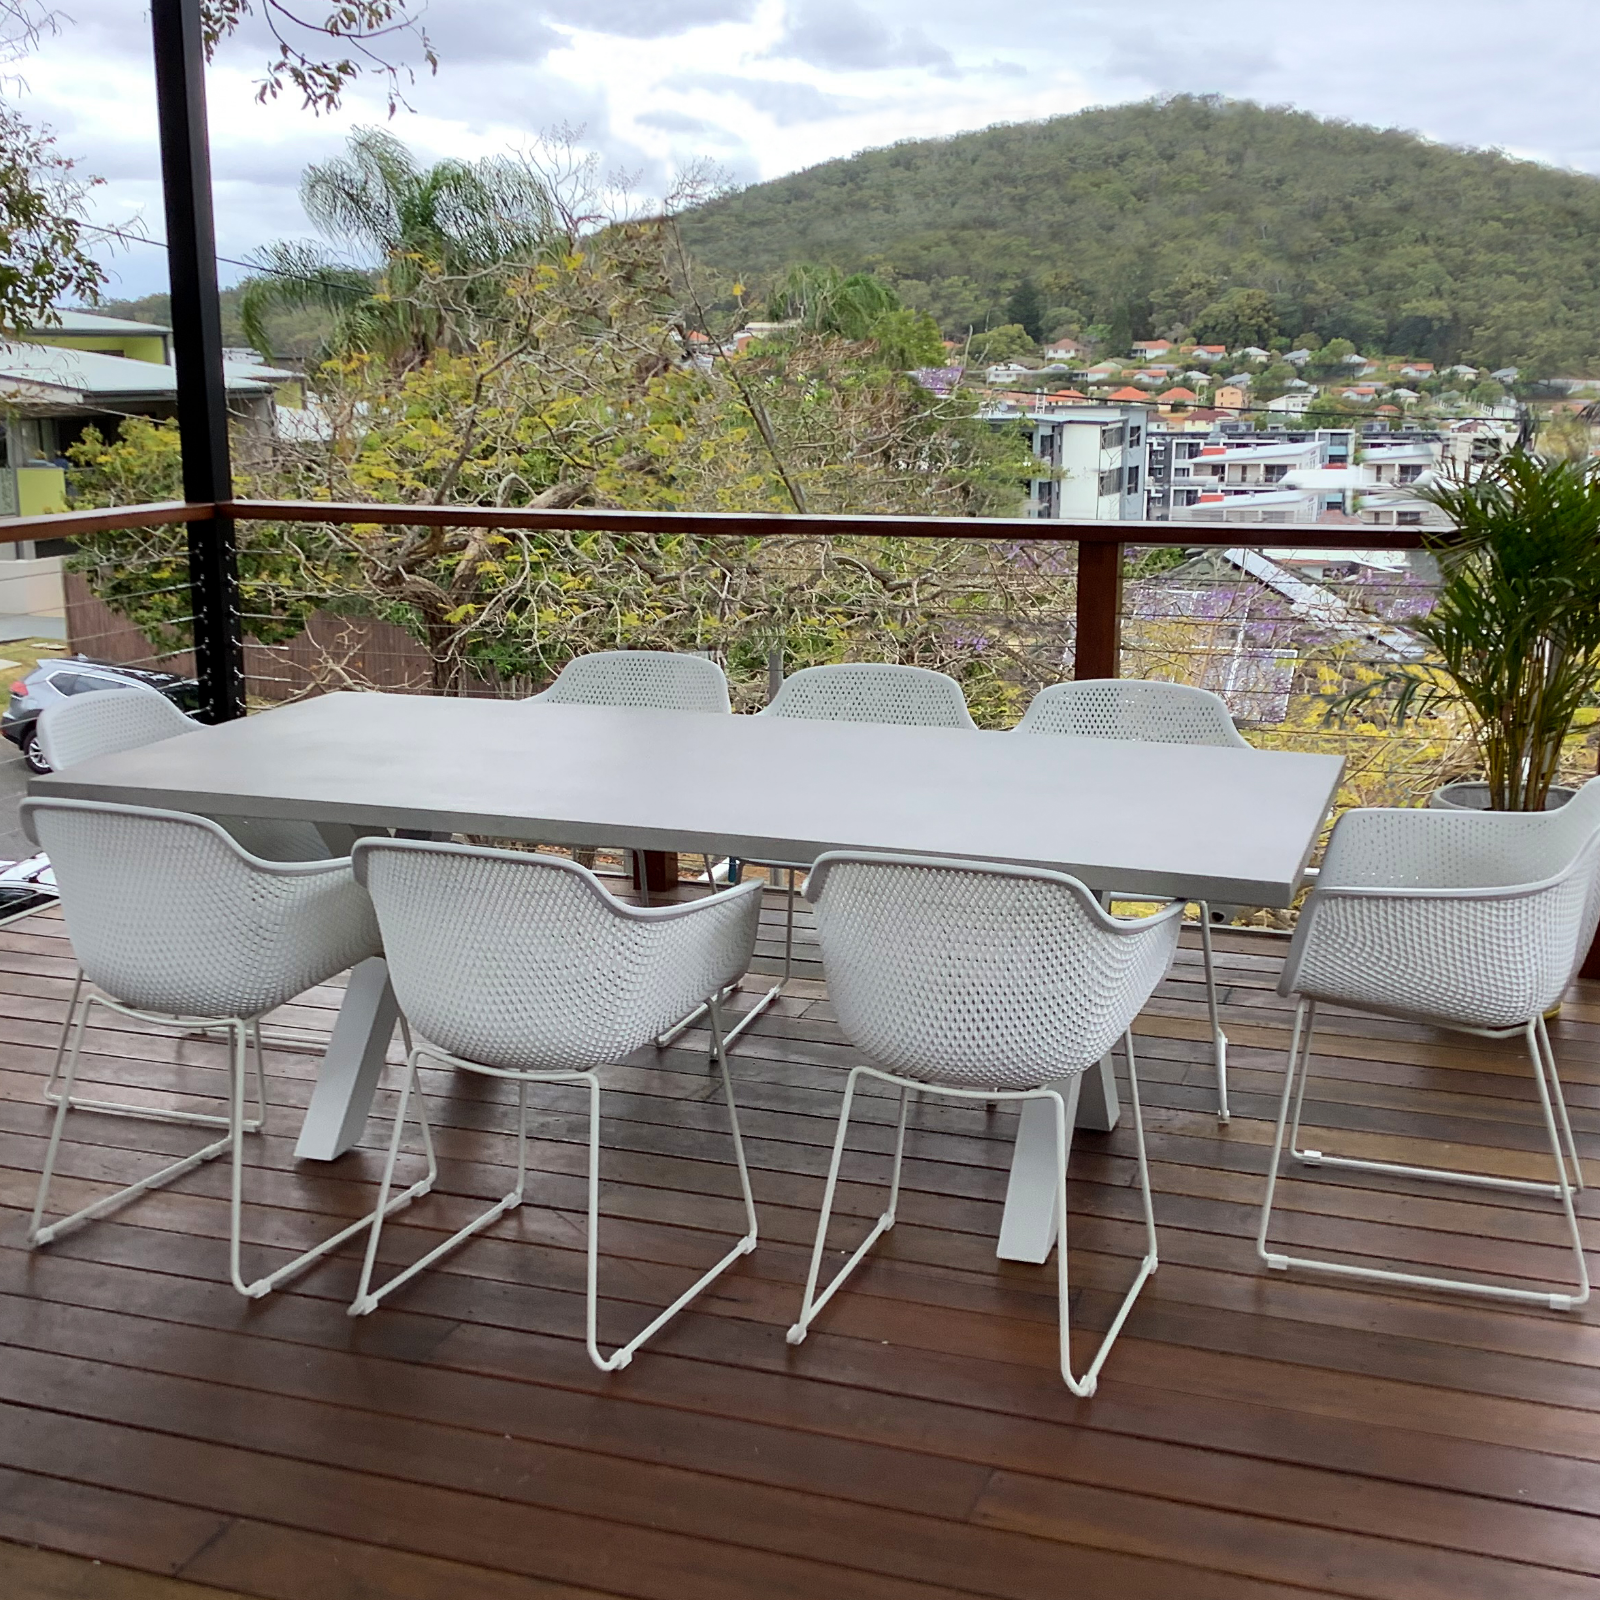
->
[[151, 0, 245, 722]]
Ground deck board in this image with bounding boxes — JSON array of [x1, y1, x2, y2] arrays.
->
[[2, 899, 1598, 1599]]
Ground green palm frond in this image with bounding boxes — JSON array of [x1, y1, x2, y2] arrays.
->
[[237, 242, 373, 358], [1333, 450, 1600, 809]]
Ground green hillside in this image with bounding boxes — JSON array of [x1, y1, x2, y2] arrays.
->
[[679, 95, 1600, 374]]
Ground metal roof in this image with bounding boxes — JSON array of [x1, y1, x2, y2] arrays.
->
[[0, 340, 292, 406], [22, 309, 172, 337]]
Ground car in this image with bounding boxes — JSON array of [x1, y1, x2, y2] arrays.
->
[[2, 656, 202, 774]]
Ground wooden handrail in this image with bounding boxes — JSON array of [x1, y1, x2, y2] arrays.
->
[[2, 496, 1429, 691], [0, 500, 212, 545], [0, 496, 1434, 552], [220, 498, 1432, 551]]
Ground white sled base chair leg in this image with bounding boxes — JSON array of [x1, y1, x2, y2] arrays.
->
[[1019, 679, 1250, 1122], [22, 797, 431, 1297], [787, 1030, 1161, 1397], [1256, 790, 1600, 1311], [790, 850, 1182, 1394], [350, 839, 764, 1370], [1257, 999, 1590, 1310]]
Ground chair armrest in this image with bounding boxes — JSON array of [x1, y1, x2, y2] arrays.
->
[[1319, 806, 1556, 892]]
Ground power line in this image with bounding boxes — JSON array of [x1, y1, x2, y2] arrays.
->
[[80, 220, 369, 290]]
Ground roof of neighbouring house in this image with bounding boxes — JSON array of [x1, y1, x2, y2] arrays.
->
[[1107, 386, 1151, 402], [1156, 387, 1199, 402], [0, 340, 295, 406], [19, 309, 172, 337]]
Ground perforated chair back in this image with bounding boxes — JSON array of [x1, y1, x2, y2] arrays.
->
[[21, 798, 380, 1019], [37, 688, 195, 771], [36, 687, 334, 862], [805, 851, 1182, 1090], [761, 664, 976, 728], [532, 650, 731, 714], [1018, 678, 1248, 746], [354, 839, 762, 1071], [1284, 780, 1600, 1028]]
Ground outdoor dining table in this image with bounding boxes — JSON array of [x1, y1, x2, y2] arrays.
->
[[33, 691, 1344, 1265]]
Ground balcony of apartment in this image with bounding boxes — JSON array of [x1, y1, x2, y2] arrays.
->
[[0, 491, 1595, 1600]]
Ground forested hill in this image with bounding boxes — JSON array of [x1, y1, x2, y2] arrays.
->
[[678, 96, 1600, 374]]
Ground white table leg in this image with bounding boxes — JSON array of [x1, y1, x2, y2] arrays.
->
[[996, 1056, 1120, 1263], [293, 956, 400, 1161]]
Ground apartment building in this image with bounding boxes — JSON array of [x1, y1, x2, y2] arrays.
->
[[1148, 424, 1354, 518], [986, 398, 1150, 520]]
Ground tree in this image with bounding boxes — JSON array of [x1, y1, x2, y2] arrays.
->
[[1150, 269, 1221, 334], [70, 220, 1040, 712], [0, 0, 433, 333], [864, 306, 945, 370], [967, 323, 1034, 364], [1306, 337, 1358, 379], [238, 127, 559, 363], [0, 104, 104, 329], [1003, 278, 1045, 342], [766, 264, 899, 340], [1193, 287, 1277, 350]]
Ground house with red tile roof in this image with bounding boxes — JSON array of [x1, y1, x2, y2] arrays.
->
[[1108, 385, 1152, 402]]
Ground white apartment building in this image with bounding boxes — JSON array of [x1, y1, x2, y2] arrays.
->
[[1159, 425, 1475, 530], [985, 398, 1150, 520]]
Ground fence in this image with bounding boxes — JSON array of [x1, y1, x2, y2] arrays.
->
[[20, 500, 1478, 820]]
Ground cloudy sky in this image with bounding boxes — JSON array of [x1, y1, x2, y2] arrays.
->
[[11, 0, 1600, 298]]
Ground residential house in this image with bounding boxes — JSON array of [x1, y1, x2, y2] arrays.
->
[[1236, 346, 1271, 362], [1041, 338, 1088, 362], [1189, 345, 1227, 363], [1083, 361, 1124, 382], [1397, 361, 1435, 379], [1107, 385, 1153, 404], [1213, 385, 1247, 411], [0, 309, 294, 630], [1130, 340, 1173, 358], [1283, 349, 1312, 367], [1266, 392, 1314, 416], [984, 361, 1033, 385], [1156, 386, 1200, 407]]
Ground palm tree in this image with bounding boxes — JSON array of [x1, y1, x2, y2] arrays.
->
[[239, 127, 558, 365]]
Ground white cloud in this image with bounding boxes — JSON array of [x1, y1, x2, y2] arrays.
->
[[5, 0, 1598, 299]]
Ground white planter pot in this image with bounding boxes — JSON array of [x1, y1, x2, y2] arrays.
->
[[1428, 780, 1580, 812]]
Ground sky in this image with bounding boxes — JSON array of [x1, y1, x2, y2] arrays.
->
[[9, 0, 1600, 299]]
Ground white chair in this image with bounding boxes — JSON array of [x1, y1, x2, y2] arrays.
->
[[1017, 678, 1247, 1121], [347, 838, 764, 1372], [761, 662, 977, 729], [681, 662, 981, 1054], [529, 650, 732, 902], [35, 690, 337, 1124], [531, 649, 732, 714], [37, 689, 334, 860], [788, 851, 1183, 1396], [20, 798, 431, 1298], [1257, 780, 1600, 1310]]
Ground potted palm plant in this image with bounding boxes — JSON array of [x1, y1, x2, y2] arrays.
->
[[1345, 448, 1600, 811]]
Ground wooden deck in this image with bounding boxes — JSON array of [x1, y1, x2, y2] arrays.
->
[[1, 890, 1598, 1600]]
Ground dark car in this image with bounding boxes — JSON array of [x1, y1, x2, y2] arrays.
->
[[2, 657, 202, 773]]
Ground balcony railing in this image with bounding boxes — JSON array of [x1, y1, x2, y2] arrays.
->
[[4, 497, 1475, 836]]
